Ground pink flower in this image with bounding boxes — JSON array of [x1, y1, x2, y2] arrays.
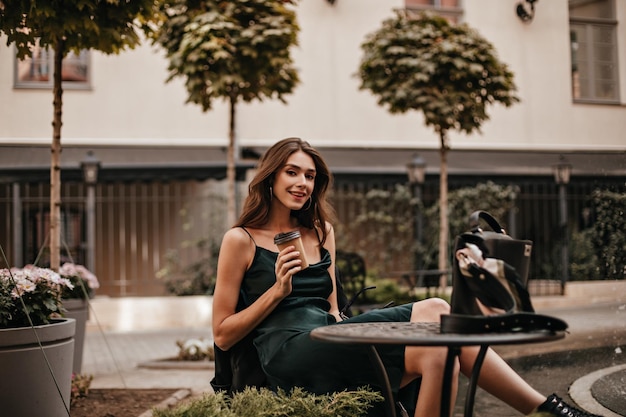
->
[[1, 265, 74, 328], [60, 263, 99, 289]]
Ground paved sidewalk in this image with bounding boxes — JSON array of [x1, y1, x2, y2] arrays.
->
[[82, 281, 626, 416], [84, 327, 214, 394]]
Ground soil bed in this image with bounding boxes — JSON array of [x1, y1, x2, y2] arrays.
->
[[71, 388, 179, 417]]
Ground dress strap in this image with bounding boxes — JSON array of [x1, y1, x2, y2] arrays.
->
[[239, 226, 257, 246], [314, 226, 322, 244]]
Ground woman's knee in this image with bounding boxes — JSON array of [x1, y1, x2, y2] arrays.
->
[[404, 345, 458, 378], [410, 297, 450, 322]]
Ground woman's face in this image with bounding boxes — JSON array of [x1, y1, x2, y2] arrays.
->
[[272, 150, 316, 211]]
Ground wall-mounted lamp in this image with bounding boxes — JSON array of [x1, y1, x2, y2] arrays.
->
[[406, 155, 427, 185], [552, 159, 572, 185], [516, 0, 537, 22], [81, 151, 100, 185]]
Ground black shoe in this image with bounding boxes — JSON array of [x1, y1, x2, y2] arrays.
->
[[537, 394, 604, 417]]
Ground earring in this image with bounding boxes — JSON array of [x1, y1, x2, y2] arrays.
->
[[269, 186, 273, 201], [303, 197, 312, 211]]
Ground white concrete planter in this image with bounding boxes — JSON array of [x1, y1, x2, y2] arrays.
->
[[0, 318, 76, 417], [63, 298, 89, 374]]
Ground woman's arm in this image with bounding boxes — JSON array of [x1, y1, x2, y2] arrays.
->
[[212, 227, 302, 351], [323, 223, 343, 322]]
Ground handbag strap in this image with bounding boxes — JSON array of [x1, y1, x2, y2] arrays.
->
[[469, 210, 505, 234]]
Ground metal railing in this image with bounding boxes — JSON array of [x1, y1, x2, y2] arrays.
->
[[1, 175, 623, 296]]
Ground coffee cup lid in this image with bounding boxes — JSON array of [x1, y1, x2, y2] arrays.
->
[[274, 230, 301, 245]]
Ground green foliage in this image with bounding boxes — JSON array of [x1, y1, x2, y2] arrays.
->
[[569, 229, 601, 281], [336, 181, 518, 275], [360, 277, 419, 306], [157, 202, 226, 295], [157, 237, 220, 295], [0, 0, 159, 58], [422, 181, 518, 268], [358, 10, 519, 136], [0, 277, 14, 326], [446, 181, 519, 237], [152, 0, 300, 111], [152, 387, 383, 417], [335, 184, 416, 275], [588, 189, 625, 280]]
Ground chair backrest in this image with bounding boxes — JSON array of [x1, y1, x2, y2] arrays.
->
[[336, 250, 367, 302]]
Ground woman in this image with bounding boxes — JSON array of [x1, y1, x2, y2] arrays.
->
[[212, 137, 600, 417]]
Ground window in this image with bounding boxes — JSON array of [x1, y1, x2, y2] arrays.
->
[[569, 0, 619, 103], [14, 40, 90, 89], [405, 0, 463, 22]]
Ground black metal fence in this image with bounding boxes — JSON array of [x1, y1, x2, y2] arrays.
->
[[331, 174, 624, 295], [1, 175, 623, 296]]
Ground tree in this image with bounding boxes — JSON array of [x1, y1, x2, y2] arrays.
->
[[0, 0, 159, 270], [152, 0, 300, 226], [358, 11, 519, 289]]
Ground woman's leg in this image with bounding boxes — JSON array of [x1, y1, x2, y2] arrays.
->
[[402, 298, 460, 417], [458, 346, 545, 414], [402, 299, 599, 417]]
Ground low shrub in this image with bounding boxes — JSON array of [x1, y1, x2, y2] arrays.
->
[[152, 387, 383, 417]]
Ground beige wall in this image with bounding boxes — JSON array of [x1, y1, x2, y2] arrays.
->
[[1, 0, 625, 151]]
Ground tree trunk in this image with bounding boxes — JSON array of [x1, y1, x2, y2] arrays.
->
[[50, 39, 65, 271], [226, 96, 237, 227], [438, 130, 449, 291]]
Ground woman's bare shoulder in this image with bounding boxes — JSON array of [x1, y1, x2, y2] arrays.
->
[[320, 221, 334, 237], [222, 227, 254, 249]]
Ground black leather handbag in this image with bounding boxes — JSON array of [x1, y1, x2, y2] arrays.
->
[[441, 211, 568, 334]]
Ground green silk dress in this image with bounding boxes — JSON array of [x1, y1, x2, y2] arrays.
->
[[239, 239, 413, 397]]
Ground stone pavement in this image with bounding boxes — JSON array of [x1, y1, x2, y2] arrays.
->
[[82, 281, 626, 416]]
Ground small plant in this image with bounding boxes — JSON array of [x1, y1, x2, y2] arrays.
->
[[176, 338, 215, 361], [70, 373, 94, 403], [152, 386, 383, 417], [59, 263, 100, 300], [0, 266, 73, 329]]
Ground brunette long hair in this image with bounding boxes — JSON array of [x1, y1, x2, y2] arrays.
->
[[235, 138, 336, 246]]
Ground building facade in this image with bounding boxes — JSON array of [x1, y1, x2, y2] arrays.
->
[[1, 0, 624, 296]]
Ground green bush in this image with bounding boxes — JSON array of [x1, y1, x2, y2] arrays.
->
[[152, 387, 383, 417], [569, 229, 601, 281], [156, 237, 220, 295], [422, 181, 519, 270], [359, 277, 419, 306], [588, 189, 626, 280], [334, 184, 416, 275], [335, 181, 518, 289]]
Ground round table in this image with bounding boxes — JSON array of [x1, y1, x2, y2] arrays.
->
[[311, 321, 564, 417]]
